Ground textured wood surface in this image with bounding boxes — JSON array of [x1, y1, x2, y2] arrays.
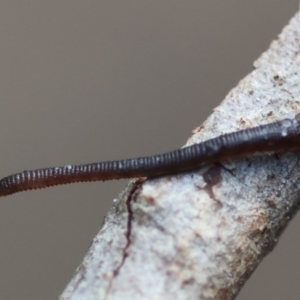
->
[[61, 9, 300, 300]]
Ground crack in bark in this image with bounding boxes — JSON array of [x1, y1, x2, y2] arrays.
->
[[105, 178, 144, 297]]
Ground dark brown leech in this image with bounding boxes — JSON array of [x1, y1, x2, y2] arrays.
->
[[1, 114, 300, 197]]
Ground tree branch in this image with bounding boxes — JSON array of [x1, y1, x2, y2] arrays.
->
[[60, 8, 300, 300]]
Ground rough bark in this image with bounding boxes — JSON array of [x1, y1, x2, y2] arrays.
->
[[60, 8, 300, 300]]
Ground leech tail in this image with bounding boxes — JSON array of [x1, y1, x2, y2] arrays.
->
[[0, 163, 136, 197]]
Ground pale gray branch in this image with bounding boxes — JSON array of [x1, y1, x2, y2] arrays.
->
[[60, 8, 300, 300]]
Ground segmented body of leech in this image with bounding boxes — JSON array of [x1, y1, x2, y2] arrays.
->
[[1, 114, 300, 197]]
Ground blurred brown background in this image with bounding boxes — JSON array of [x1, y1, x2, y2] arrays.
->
[[0, 1, 298, 299]]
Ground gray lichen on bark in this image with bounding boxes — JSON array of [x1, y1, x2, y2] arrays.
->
[[61, 9, 300, 300]]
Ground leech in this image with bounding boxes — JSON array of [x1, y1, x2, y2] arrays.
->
[[1, 113, 300, 197]]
